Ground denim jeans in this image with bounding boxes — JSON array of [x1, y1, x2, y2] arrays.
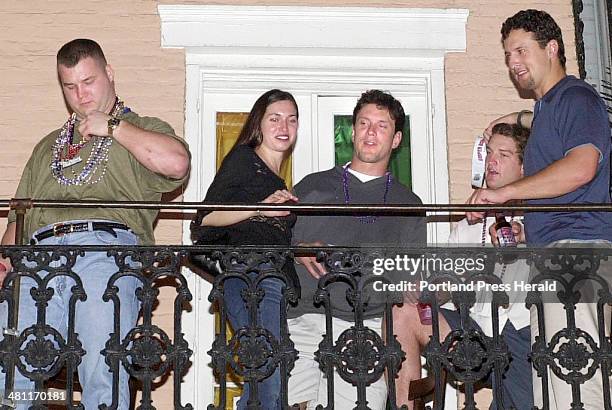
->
[[440, 310, 533, 410], [490, 322, 533, 410], [222, 269, 285, 410], [1, 220, 140, 410]]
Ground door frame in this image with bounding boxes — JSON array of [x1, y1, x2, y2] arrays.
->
[[159, 5, 468, 408]]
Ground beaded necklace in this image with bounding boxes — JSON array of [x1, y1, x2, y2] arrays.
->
[[342, 165, 392, 224], [64, 119, 84, 161], [50, 98, 128, 186]]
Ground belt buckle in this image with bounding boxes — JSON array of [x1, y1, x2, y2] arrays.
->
[[52, 223, 72, 237]]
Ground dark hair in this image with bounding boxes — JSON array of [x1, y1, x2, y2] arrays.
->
[[57, 38, 107, 68], [234, 89, 298, 149], [501, 9, 566, 69], [490, 123, 530, 162], [352, 90, 405, 133]]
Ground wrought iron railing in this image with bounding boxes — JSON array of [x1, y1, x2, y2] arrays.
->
[[0, 199, 610, 410]]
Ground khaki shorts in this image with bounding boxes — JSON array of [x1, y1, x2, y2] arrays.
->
[[531, 239, 612, 410], [287, 313, 388, 410]]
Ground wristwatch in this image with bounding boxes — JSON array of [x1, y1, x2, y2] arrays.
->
[[107, 116, 121, 137]]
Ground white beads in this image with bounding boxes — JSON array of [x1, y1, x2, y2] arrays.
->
[[50, 98, 126, 186]]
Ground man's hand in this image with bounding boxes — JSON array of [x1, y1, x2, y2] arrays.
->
[[489, 220, 525, 246], [483, 112, 519, 142], [0, 257, 10, 287], [77, 110, 113, 141], [465, 189, 486, 223], [0, 222, 16, 287], [295, 241, 328, 279], [466, 187, 511, 224]]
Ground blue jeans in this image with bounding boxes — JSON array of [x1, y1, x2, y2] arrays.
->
[[1, 221, 140, 410], [222, 270, 285, 410], [490, 322, 533, 410], [441, 308, 533, 410]]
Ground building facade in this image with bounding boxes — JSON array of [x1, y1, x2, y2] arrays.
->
[[0, 1, 598, 408]]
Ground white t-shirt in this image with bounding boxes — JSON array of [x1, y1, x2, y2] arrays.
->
[[344, 163, 381, 183], [447, 217, 530, 335]]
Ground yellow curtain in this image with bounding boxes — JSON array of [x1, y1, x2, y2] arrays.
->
[[216, 112, 293, 188]]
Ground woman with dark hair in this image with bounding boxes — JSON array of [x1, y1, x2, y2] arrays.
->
[[190, 89, 299, 409]]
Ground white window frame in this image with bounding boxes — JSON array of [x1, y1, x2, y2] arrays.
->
[[582, 0, 612, 93], [159, 5, 468, 408]]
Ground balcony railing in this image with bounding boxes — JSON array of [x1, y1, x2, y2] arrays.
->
[[0, 199, 610, 410]]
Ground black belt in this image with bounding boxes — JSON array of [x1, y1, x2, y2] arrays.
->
[[31, 222, 130, 244]]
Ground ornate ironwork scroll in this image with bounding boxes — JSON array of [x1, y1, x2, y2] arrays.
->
[[0, 248, 86, 410], [103, 247, 193, 410]]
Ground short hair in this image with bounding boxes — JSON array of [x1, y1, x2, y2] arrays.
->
[[57, 39, 107, 68], [501, 9, 566, 69], [352, 90, 405, 134], [234, 89, 298, 149], [490, 123, 530, 162]]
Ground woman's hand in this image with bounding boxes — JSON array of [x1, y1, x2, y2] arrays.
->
[[200, 190, 298, 227], [259, 190, 298, 217]]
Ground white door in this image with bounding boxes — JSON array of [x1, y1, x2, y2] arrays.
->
[[183, 88, 449, 408]]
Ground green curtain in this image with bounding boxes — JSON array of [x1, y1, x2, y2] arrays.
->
[[334, 115, 412, 189]]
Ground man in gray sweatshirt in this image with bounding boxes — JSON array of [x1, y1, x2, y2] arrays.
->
[[287, 90, 426, 409]]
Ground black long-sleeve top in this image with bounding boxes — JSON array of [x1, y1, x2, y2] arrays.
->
[[190, 144, 298, 290]]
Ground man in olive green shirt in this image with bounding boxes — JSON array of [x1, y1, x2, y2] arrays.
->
[[0, 39, 190, 409]]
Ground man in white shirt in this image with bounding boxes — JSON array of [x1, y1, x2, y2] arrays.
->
[[395, 123, 533, 409]]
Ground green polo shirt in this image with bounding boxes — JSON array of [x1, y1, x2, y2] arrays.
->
[[8, 111, 189, 245]]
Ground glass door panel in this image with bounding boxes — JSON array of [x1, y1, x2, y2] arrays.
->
[[317, 96, 420, 189]]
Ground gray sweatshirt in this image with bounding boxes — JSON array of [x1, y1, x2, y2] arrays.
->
[[289, 166, 427, 321]]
